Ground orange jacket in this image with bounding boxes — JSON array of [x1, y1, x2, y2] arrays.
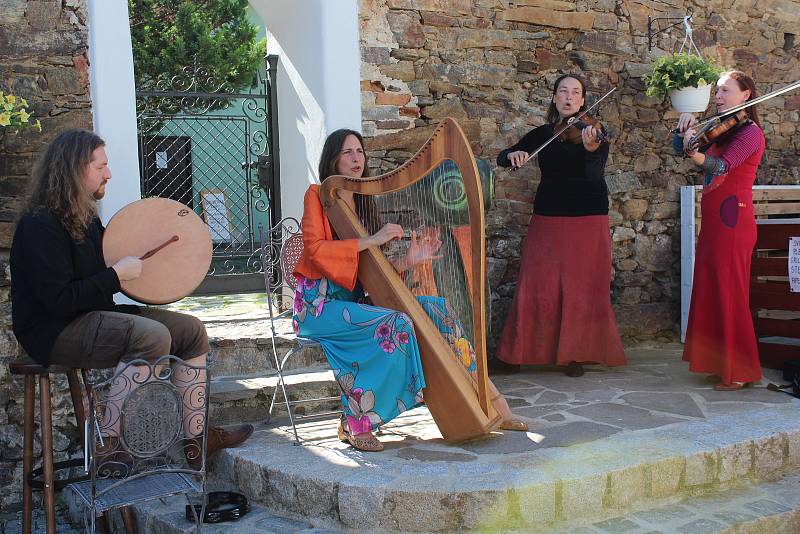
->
[[293, 185, 359, 290]]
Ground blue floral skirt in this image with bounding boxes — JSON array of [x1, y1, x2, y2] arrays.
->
[[293, 276, 476, 433]]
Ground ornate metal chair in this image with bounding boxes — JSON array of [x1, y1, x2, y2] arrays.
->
[[259, 219, 340, 445], [67, 356, 208, 533]]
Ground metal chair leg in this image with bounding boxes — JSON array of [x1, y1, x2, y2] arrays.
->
[[268, 346, 300, 444]]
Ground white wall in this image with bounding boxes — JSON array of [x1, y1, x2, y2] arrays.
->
[[249, 0, 362, 223], [87, 0, 141, 224]]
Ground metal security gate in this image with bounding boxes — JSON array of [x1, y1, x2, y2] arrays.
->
[[135, 55, 280, 294]]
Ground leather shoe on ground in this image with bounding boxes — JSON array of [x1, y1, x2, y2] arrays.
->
[[488, 358, 520, 375], [564, 362, 585, 377], [185, 424, 254, 469]]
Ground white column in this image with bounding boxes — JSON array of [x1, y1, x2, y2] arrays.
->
[[88, 0, 141, 224], [679, 185, 697, 342], [249, 0, 361, 223]]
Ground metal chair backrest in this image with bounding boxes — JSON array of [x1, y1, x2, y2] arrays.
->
[[280, 234, 304, 291], [69, 356, 208, 533], [87, 356, 207, 499]]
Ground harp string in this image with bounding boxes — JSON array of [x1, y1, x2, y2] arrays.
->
[[364, 159, 478, 385]]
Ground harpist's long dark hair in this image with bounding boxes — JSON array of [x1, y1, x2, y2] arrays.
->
[[318, 129, 382, 235]]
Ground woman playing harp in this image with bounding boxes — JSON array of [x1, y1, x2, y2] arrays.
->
[[293, 129, 527, 452]]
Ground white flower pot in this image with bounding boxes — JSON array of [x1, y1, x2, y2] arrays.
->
[[669, 84, 713, 113]]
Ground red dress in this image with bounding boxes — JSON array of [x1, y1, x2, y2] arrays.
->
[[683, 123, 765, 384]]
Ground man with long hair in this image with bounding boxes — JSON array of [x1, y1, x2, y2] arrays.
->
[[10, 128, 252, 463]]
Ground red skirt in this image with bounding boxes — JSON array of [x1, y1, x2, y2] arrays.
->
[[682, 186, 761, 384], [495, 214, 626, 366]]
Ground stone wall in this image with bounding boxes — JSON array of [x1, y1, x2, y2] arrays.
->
[[358, 0, 800, 345], [0, 0, 91, 510]]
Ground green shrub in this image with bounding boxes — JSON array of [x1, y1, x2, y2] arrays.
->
[[643, 53, 723, 97]]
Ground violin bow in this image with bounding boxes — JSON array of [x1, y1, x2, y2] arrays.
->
[[513, 87, 617, 171], [678, 79, 800, 133]]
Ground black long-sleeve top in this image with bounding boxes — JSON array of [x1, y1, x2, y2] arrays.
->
[[10, 210, 140, 365], [497, 124, 610, 216]]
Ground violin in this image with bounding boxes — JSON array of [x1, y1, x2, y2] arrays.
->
[[556, 112, 611, 145], [685, 109, 748, 155], [510, 86, 618, 171]]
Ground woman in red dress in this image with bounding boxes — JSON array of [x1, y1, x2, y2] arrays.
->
[[493, 75, 626, 376], [676, 71, 765, 391]]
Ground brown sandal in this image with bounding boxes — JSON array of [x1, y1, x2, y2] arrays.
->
[[499, 419, 529, 432], [337, 417, 384, 452]]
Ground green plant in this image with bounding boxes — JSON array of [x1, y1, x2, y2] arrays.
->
[[643, 53, 723, 97], [129, 0, 266, 91], [0, 92, 41, 133]]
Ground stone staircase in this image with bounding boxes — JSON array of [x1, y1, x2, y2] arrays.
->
[[205, 318, 339, 427], [115, 296, 800, 533], [134, 324, 800, 533]]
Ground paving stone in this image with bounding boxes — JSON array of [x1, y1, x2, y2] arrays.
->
[[633, 504, 693, 525], [574, 389, 618, 402], [396, 447, 477, 462], [567, 403, 684, 430], [695, 388, 794, 404], [711, 509, 759, 525], [542, 414, 566, 422], [536, 391, 569, 404], [516, 404, 571, 419], [744, 499, 791, 516], [619, 392, 704, 418], [459, 429, 544, 454], [592, 516, 642, 532], [505, 397, 531, 408], [535, 421, 622, 448], [675, 518, 727, 533], [527, 375, 615, 393]]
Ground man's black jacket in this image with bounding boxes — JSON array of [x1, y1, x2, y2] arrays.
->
[[11, 210, 139, 365]]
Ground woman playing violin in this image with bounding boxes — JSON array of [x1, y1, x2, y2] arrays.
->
[[675, 71, 765, 391], [492, 74, 625, 376]]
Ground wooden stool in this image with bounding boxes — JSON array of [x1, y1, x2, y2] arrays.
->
[[10, 360, 88, 534]]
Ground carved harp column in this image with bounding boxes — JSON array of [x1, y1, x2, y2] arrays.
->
[[320, 118, 501, 442]]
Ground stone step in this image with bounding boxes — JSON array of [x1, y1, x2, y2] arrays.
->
[[209, 388, 800, 532], [209, 367, 340, 426], [130, 496, 345, 534], [206, 317, 327, 377], [540, 473, 800, 534]]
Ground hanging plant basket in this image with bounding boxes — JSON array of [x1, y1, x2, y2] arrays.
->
[[669, 83, 713, 113]]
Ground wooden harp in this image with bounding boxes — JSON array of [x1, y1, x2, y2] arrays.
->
[[320, 118, 500, 442]]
